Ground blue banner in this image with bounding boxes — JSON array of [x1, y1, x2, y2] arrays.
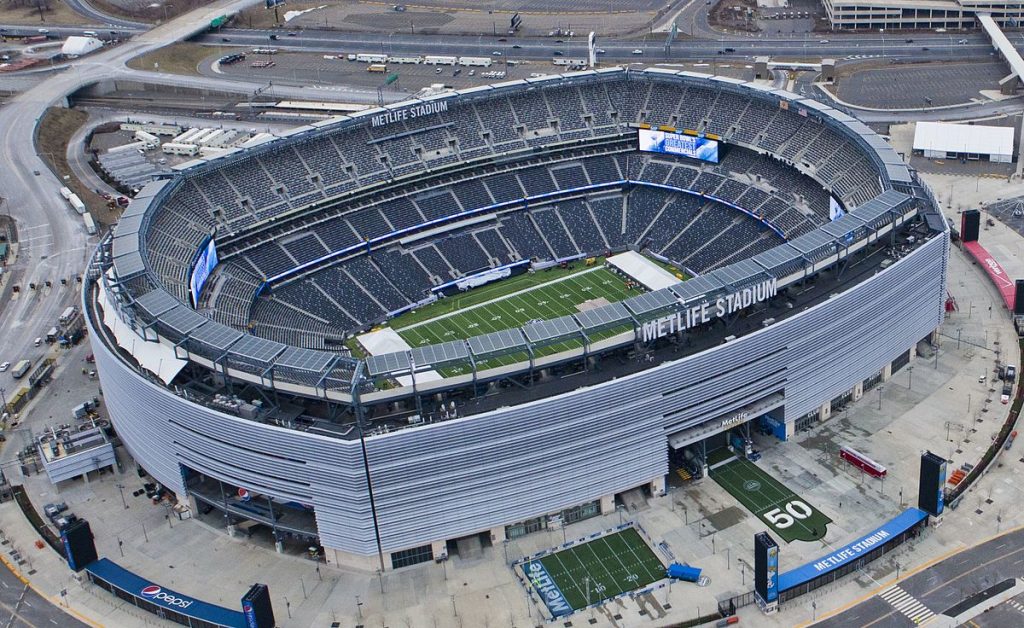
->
[[525, 560, 573, 617], [778, 508, 927, 591], [86, 558, 245, 627], [766, 545, 779, 602]]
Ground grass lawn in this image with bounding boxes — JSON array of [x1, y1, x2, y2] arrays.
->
[[711, 457, 831, 543], [525, 527, 665, 618], [126, 42, 233, 75], [391, 265, 641, 372]]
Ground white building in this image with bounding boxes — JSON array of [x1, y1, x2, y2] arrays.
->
[[913, 121, 1014, 162], [61, 36, 102, 58]]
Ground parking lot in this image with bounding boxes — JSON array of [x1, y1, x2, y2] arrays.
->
[[837, 61, 1008, 108]]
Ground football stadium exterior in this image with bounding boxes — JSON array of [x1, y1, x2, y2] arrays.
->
[[85, 68, 948, 570]]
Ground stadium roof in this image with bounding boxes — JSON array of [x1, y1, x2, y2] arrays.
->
[[96, 67, 926, 397]]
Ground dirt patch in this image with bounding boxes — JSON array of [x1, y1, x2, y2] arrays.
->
[[576, 297, 611, 312], [709, 0, 759, 33], [87, 0, 215, 24], [36, 107, 110, 220], [0, 0, 91, 25], [127, 42, 232, 75]]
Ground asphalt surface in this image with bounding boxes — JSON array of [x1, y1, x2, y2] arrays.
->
[[0, 562, 88, 628], [63, 0, 147, 29], [837, 62, 1009, 109], [198, 28, 1003, 65], [816, 527, 1024, 627]]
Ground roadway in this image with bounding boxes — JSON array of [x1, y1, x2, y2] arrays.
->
[[815, 527, 1024, 627], [201, 28, 1003, 63], [63, 0, 148, 29]]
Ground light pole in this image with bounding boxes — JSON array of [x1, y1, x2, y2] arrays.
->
[[907, 365, 914, 391], [878, 386, 883, 410], [116, 484, 128, 509]]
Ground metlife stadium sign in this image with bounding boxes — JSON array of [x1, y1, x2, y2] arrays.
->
[[638, 128, 719, 163], [641, 277, 778, 343]]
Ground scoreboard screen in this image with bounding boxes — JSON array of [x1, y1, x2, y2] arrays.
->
[[638, 129, 719, 163]]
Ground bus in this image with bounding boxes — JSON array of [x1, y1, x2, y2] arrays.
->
[[11, 360, 31, 379], [355, 53, 388, 63], [367, 64, 388, 73], [839, 446, 887, 478]]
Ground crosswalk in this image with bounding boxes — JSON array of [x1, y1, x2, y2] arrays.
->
[[878, 585, 935, 624], [1007, 598, 1024, 614]]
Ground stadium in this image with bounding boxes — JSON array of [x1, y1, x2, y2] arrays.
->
[[84, 67, 949, 572]]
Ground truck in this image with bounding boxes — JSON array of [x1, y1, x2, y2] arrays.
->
[[59, 306, 77, 324], [58, 186, 73, 200], [423, 55, 458, 66], [107, 141, 147, 154], [83, 212, 97, 235], [162, 142, 200, 156], [367, 64, 388, 73], [355, 53, 388, 63], [11, 360, 31, 379], [458, 56, 493, 67], [134, 130, 160, 147], [68, 194, 86, 215]]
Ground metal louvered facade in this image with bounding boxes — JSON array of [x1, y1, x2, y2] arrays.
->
[[86, 234, 946, 558]]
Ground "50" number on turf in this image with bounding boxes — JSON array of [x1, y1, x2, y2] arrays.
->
[[763, 500, 813, 529]]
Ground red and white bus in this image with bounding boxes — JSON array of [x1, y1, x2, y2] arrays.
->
[[839, 446, 887, 478]]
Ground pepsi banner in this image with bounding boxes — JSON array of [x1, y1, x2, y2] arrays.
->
[[85, 558, 246, 627], [638, 129, 719, 163]]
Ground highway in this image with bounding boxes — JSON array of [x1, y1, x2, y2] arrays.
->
[[200, 29, 1006, 64], [0, 0, 386, 403], [816, 527, 1024, 627], [63, 0, 148, 29]]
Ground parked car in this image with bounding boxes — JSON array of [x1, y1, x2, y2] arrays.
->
[[0, 361, 9, 373]]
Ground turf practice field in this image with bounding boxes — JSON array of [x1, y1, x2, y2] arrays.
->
[[523, 527, 665, 618], [711, 457, 831, 543], [392, 264, 641, 369]]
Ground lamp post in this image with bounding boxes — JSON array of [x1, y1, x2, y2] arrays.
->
[[116, 483, 128, 509]]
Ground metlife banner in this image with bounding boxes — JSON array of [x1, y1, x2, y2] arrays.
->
[[638, 129, 719, 163]]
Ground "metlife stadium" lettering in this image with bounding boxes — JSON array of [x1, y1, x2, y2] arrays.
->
[[641, 277, 778, 343], [371, 101, 450, 127]]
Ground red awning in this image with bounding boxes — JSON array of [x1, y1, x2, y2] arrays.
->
[[963, 240, 1015, 310]]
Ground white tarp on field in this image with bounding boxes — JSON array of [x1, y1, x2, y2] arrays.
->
[[357, 327, 442, 386], [607, 251, 681, 292]]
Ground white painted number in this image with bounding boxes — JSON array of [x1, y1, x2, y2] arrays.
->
[[764, 500, 813, 529], [625, 574, 639, 582]]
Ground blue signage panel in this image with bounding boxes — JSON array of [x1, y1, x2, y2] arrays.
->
[[766, 545, 779, 602], [525, 560, 573, 617], [638, 129, 719, 163], [86, 558, 246, 627], [778, 508, 928, 592], [189, 237, 219, 307], [936, 459, 946, 515]]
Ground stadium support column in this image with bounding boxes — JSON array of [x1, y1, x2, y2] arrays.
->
[[882, 362, 892, 382], [853, 381, 864, 402], [818, 402, 831, 422], [490, 526, 506, 544], [649, 476, 666, 497], [600, 495, 615, 515]]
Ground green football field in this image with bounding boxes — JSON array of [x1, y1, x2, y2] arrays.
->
[[392, 265, 641, 371], [524, 527, 665, 618], [711, 457, 831, 543]]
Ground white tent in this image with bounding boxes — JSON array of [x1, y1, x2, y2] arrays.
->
[[913, 121, 1014, 163], [61, 36, 102, 58]]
